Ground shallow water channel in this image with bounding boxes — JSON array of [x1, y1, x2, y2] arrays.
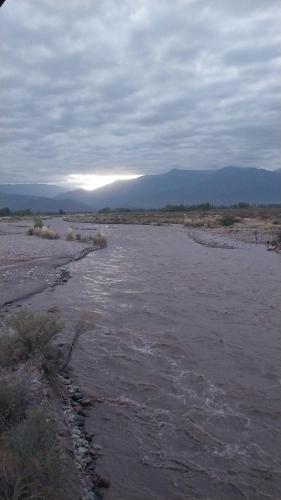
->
[[23, 225, 281, 499]]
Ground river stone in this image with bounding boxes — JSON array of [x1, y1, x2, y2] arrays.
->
[[72, 392, 83, 402], [80, 398, 92, 407], [75, 415, 85, 428], [77, 446, 88, 456]]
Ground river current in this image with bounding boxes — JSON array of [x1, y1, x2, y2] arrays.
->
[[23, 225, 281, 499]]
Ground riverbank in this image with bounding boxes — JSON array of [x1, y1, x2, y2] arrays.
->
[[0, 309, 109, 499], [0, 217, 108, 498], [0, 217, 106, 307]]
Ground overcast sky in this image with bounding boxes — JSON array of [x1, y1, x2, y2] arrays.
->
[[0, 0, 280, 184]]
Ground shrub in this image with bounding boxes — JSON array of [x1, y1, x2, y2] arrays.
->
[[27, 225, 59, 239], [0, 377, 30, 433], [0, 310, 63, 368], [65, 228, 75, 241], [93, 231, 107, 248], [0, 409, 62, 500], [33, 216, 43, 228], [39, 226, 60, 239], [220, 215, 239, 227]]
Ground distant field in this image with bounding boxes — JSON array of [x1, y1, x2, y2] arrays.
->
[[64, 206, 281, 227]]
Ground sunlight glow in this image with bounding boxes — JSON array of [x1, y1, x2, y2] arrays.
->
[[67, 174, 142, 191]]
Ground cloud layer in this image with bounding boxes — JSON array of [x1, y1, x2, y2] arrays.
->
[[0, 0, 280, 182]]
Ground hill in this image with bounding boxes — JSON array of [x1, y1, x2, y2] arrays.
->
[[0, 192, 90, 213], [0, 184, 68, 198]]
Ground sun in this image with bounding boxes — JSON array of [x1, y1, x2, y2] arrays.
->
[[67, 174, 142, 191]]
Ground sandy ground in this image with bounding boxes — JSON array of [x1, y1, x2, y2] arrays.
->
[[210, 221, 281, 245], [0, 217, 98, 307]]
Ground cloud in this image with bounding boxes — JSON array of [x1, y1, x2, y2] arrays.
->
[[0, 0, 280, 182]]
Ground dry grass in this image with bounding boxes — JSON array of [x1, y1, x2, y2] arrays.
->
[[0, 310, 65, 499], [0, 408, 62, 500], [65, 228, 75, 241], [0, 377, 30, 434]]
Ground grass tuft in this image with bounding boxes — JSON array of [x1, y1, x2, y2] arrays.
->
[[0, 377, 30, 433]]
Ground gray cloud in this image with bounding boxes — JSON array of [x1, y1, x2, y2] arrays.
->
[[0, 0, 280, 183]]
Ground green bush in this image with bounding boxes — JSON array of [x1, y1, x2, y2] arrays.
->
[[220, 215, 239, 227], [0, 409, 62, 500], [0, 310, 63, 368]]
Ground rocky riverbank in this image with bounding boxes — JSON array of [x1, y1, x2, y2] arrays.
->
[[0, 308, 109, 499]]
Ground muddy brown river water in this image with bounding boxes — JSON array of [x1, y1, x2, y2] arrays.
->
[[21, 225, 281, 499]]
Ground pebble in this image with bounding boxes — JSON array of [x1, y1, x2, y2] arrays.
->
[[78, 447, 88, 456]]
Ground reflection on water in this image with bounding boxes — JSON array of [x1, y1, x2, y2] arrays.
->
[[24, 225, 281, 499]]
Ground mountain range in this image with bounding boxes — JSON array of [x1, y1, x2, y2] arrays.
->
[[1, 167, 280, 212], [55, 166, 281, 209]]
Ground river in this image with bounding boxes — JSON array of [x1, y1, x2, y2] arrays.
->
[[22, 224, 281, 499]]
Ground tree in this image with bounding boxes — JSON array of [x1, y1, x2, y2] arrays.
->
[[0, 207, 11, 216]]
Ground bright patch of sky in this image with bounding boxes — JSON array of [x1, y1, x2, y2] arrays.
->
[[67, 174, 142, 190]]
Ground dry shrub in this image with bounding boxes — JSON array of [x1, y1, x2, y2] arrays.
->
[[26, 225, 59, 239], [0, 310, 63, 368], [93, 231, 107, 247], [65, 228, 75, 241], [39, 226, 60, 239]]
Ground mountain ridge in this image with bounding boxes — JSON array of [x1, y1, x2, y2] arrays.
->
[[55, 166, 281, 208]]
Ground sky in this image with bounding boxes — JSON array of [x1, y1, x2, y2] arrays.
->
[[0, 0, 280, 187]]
